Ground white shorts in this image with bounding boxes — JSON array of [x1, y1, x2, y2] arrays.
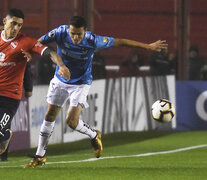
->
[[46, 76, 91, 108]]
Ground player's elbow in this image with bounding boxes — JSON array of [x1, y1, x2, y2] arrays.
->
[[114, 38, 125, 46]]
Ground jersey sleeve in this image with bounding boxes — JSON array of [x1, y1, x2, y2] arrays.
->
[[30, 39, 48, 56], [22, 36, 47, 56], [94, 34, 115, 50], [40, 25, 68, 44]]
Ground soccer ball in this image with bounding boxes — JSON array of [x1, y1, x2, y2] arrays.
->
[[151, 99, 175, 123]]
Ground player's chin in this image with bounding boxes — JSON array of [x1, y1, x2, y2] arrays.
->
[[72, 41, 80, 45], [10, 33, 17, 39]]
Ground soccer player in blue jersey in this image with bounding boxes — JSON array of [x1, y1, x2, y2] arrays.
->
[[25, 16, 167, 168]]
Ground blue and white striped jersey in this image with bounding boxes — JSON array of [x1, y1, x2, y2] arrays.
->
[[41, 25, 114, 85]]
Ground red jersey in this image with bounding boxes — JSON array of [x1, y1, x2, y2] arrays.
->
[[0, 31, 47, 99]]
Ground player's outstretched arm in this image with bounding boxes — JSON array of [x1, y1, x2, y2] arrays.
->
[[113, 38, 168, 52], [42, 48, 71, 80]]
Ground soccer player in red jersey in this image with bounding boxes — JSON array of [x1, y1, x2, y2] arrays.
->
[[0, 8, 70, 155]]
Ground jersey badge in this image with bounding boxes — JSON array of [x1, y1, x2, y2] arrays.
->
[[103, 38, 108, 43]]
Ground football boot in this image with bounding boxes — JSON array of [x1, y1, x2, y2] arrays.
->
[[24, 155, 46, 168], [91, 130, 103, 158]]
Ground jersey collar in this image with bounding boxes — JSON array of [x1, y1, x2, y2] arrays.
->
[[1, 30, 16, 42]]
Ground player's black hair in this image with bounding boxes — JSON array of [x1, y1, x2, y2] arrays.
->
[[6, 8, 24, 19], [69, 16, 87, 29]]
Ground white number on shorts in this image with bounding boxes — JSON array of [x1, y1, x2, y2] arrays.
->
[[0, 113, 10, 129]]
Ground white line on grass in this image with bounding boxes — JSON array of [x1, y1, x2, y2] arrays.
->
[[0, 144, 207, 168], [46, 144, 207, 164]]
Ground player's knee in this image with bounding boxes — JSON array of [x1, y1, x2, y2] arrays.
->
[[45, 112, 57, 122]]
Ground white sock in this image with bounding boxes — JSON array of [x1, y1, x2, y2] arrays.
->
[[75, 119, 97, 139], [36, 120, 55, 157]]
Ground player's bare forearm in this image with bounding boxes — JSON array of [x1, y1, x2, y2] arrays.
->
[[113, 38, 168, 52], [42, 49, 70, 80], [114, 38, 150, 49], [37, 37, 42, 43], [42, 49, 61, 66], [49, 51, 70, 80]]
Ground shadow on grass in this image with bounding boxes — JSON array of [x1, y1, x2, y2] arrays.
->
[[9, 130, 174, 157]]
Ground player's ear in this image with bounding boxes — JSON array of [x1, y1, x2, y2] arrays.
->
[[83, 28, 87, 34]]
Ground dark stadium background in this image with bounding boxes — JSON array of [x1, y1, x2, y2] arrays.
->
[[1, 0, 206, 80]]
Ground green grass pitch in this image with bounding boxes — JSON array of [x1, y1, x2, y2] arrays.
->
[[0, 131, 207, 180]]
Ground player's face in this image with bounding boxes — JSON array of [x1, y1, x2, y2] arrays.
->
[[3, 16, 23, 39], [69, 25, 86, 45]]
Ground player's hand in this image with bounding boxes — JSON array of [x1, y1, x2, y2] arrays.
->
[[21, 49, 32, 62], [149, 40, 168, 52], [24, 91, 33, 98], [58, 65, 71, 81]]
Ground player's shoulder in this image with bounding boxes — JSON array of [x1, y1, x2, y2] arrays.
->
[[16, 32, 35, 41], [14, 33, 37, 47], [50, 25, 68, 40], [85, 31, 96, 44], [16, 33, 42, 50], [55, 25, 68, 33]]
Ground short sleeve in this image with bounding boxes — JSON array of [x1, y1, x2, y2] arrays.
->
[[23, 36, 47, 55], [30, 40, 48, 55], [94, 35, 114, 50], [41, 25, 68, 44]]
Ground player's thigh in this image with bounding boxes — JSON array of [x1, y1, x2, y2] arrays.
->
[[0, 97, 20, 133], [46, 77, 69, 107], [0, 108, 13, 133], [69, 84, 91, 108]]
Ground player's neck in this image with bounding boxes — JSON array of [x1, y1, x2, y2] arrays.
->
[[1, 30, 16, 42], [3, 30, 16, 40]]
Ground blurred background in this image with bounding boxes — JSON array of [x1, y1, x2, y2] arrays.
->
[[1, 0, 207, 82]]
